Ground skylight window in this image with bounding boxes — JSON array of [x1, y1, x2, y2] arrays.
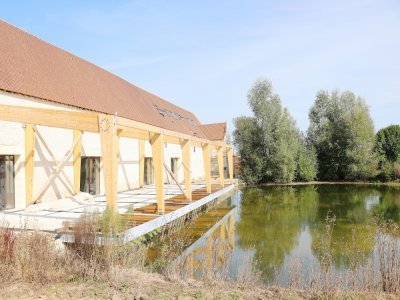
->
[[153, 104, 196, 126]]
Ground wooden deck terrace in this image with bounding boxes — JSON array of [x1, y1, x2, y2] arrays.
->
[[60, 182, 237, 244]]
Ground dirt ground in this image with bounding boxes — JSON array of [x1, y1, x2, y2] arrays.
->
[[0, 269, 397, 300]]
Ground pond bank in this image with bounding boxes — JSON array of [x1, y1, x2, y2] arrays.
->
[[0, 271, 396, 300], [260, 181, 400, 187]]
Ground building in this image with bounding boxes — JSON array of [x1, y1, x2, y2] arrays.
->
[[0, 19, 233, 214]]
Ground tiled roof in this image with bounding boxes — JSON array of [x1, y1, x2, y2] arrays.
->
[[199, 122, 227, 141], [0, 19, 220, 139]]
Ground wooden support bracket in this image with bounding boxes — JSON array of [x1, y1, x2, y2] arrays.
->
[[33, 131, 83, 203], [32, 125, 75, 195]]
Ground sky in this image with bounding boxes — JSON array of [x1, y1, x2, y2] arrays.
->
[[1, 0, 399, 133]]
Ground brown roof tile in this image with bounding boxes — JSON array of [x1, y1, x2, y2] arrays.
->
[[0, 19, 215, 139], [199, 122, 226, 141]]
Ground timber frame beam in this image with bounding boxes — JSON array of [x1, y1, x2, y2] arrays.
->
[[99, 114, 119, 212], [217, 146, 224, 188], [25, 124, 35, 205], [1, 103, 233, 211], [151, 133, 165, 214], [181, 139, 192, 201], [202, 143, 212, 194], [0, 104, 232, 149]]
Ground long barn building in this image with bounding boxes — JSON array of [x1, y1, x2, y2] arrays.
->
[[0, 20, 233, 215]]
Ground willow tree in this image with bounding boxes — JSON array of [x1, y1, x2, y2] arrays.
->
[[308, 90, 377, 180], [375, 125, 400, 180], [234, 79, 316, 183]]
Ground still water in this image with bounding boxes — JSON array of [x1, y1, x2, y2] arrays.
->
[[149, 185, 400, 285]]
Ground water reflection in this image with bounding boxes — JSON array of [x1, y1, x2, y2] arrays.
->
[[236, 186, 318, 280], [179, 212, 235, 279], [236, 185, 400, 283], [149, 185, 400, 284], [147, 201, 236, 279]]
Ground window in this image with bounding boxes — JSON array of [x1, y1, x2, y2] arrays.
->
[[0, 156, 15, 210], [170, 157, 179, 179], [80, 157, 100, 195], [153, 104, 196, 127], [144, 157, 154, 185]]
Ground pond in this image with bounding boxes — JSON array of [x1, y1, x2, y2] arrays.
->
[[148, 185, 400, 286]]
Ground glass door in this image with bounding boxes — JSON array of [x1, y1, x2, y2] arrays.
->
[[171, 157, 179, 179], [0, 156, 15, 210], [80, 157, 100, 195], [144, 157, 154, 185]]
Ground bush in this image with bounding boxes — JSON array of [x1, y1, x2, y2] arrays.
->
[[296, 136, 318, 181], [378, 160, 394, 181]]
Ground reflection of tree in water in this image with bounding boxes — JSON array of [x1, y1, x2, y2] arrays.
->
[[373, 187, 400, 225], [310, 185, 378, 268], [235, 186, 318, 281]]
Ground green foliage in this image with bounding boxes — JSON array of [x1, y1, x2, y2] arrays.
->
[[296, 135, 318, 181], [234, 79, 317, 184], [379, 160, 395, 181], [376, 125, 400, 163], [308, 90, 377, 181], [233, 116, 264, 184], [375, 125, 400, 181]]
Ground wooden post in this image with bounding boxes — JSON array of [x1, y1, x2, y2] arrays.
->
[[180, 139, 192, 201], [73, 130, 82, 194], [217, 146, 224, 188], [99, 114, 119, 212], [138, 139, 145, 188], [25, 124, 35, 206], [227, 147, 233, 183], [202, 143, 211, 194], [151, 133, 165, 214]]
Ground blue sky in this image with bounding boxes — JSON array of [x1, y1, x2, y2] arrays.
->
[[1, 0, 399, 132]]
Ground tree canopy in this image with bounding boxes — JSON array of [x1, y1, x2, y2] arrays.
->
[[376, 125, 400, 163], [307, 90, 377, 181], [233, 79, 317, 184], [233, 80, 398, 183], [375, 125, 400, 180]]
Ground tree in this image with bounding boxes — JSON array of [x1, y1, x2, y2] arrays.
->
[[233, 116, 264, 184], [233, 79, 317, 183], [375, 125, 400, 180], [296, 134, 318, 181], [308, 90, 376, 181]]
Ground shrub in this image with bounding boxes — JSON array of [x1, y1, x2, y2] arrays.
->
[[378, 161, 394, 181]]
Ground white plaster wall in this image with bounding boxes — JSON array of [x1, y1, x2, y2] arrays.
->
[[0, 91, 208, 209], [191, 146, 205, 182], [118, 137, 139, 191]]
